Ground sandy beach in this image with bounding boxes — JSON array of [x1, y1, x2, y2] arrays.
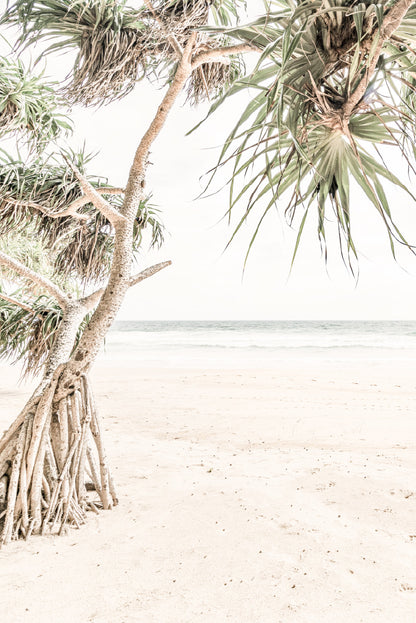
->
[[0, 360, 415, 622]]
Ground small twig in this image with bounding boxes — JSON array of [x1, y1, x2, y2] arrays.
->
[[0, 292, 37, 315], [95, 187, 125, 196], [129, 260, 172, 288], [143, 0, 184, 57]]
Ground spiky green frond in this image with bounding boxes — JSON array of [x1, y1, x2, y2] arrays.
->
[[2, 0, 248, 105], [0, 149, 165, 284], [0, 290, 89, 377], [54, 197, 164, 283], [0, 55, 71, 145], [200, 0, 416, 267]]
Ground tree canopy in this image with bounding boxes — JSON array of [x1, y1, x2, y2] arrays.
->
[[200, 0, 416, 266], [2, 0, 416, 272]]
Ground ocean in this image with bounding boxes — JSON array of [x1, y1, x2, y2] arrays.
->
[[98, 320, 416, 368]]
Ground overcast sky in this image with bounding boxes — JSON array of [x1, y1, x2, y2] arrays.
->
[[3, 1, 416, 320]]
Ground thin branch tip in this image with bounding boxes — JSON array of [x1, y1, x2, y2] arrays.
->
[[129, 260, 172, 288]]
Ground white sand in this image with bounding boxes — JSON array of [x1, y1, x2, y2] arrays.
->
[[0, 361, 415, 622]]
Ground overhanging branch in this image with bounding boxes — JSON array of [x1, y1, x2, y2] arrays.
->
[[191, 43, 260, 69], [128, 33, 198, 182], [0, 291, 35, 314], [78, 260, 172, 312], [0, 251, 69, 309], [2, 196, 89, 221]]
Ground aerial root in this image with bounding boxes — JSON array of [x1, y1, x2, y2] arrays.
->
[[0, 373, 117, 546]]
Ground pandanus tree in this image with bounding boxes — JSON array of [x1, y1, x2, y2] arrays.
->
[[0, 0, 258, 545], [1, 0, 416, 546]]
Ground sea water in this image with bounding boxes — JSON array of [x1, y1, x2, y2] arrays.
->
[[98, 320, 416, 368]]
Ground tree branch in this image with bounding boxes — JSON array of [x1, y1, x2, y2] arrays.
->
[[129, 260, 172, 287], [342, 0, 415, 119], [128, 32, 198, 186], [79, 288, 104, 312], [2, 196, 89, 221], [56, 40, 199, 383], [0, 292, 35, 314], [0, 251, 69, 309], [2, 188, 125, 223], [77, 260, 172, 313], [58, 30, 261, 381], [95, 187, 125, 196], [65, 160, 127, 227], [191, 43, 260, 69]]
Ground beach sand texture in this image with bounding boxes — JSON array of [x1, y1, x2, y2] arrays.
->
[[0, 361, 415, 622]]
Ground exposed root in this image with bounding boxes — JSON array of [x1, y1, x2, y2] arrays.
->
[[0, 373, 117, 546]]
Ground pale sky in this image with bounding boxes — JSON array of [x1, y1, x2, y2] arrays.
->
[[3, 2, 416, 320]]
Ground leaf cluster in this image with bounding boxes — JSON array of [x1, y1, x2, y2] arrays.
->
[[201, 0, 416, 268], [0, 149, 164, 285], [3, 0, 248, 105], [0, 290, 89, 377], [0, 55, 71, 146]]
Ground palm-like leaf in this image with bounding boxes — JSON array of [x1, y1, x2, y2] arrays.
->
[[0, 290, 89, 377], [0, 149, 164, 285], [54, 197, 164, 283], [200, 0, 416, 266], [3, 0, 149, 105], [0, 55, 71, 145], [3, 0, 247, 105]]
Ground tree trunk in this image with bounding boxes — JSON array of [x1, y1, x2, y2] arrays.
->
[[0, 52, 194, 543], [0, 33, 250, 545]]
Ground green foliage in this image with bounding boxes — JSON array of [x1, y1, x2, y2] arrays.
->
[[4, 0, 149, 104], [0, 55, 71, 146], [3, 0, 247, 105], [0, 289, 89, 376], [200, 0, 416, 267], [0, 147, 164, 375], [53, 195, 164, 284], [0, 224, 74, 294], [3, 0, 416, 378], [0, 149, 164, 285]]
